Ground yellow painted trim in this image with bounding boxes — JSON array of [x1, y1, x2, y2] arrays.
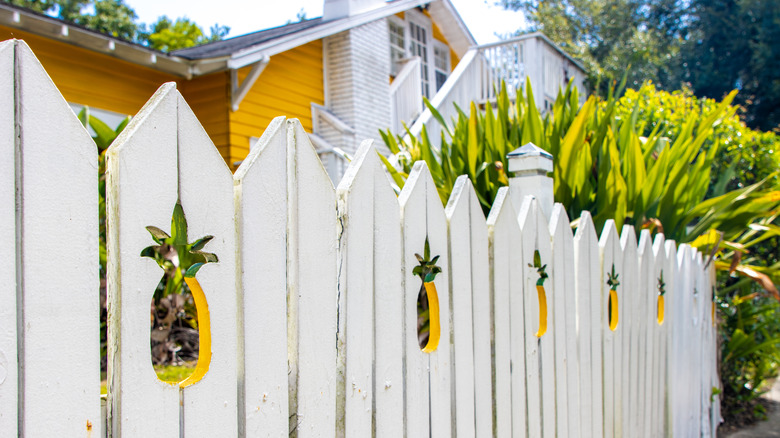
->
[[657, 295, 665, 325], [609, 288, 619, 331], [535, 285, 548, 337], [179, 277, 211, 387], [421, 282, 441, 353]]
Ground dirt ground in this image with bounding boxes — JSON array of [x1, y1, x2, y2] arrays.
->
[[720, 380, 780, 438]]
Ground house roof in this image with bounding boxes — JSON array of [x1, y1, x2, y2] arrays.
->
[[0, 0, 476, 77], [172, 18, 326, 60]]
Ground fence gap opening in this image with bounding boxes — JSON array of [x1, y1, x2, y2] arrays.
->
[[414, 238, 442, 352], [142, 202, 217, 385], [607, 264, 620, 331], [530, 249, 548, 337], [657, 271, 666, 325]]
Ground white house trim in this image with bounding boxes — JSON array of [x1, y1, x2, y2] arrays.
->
[[230, 56, 269, 112]]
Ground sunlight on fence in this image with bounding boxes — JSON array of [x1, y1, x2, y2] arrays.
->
[[1, 39, 720, 437]]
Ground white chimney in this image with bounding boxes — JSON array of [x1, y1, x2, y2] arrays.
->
[[323, 0, 386, 21]]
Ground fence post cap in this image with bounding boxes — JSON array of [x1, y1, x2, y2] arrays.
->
[[507, 142, 553, 174]]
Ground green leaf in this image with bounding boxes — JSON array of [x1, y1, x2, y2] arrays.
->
[[146, 226, 171, 244], [170, 202, 188, 245]]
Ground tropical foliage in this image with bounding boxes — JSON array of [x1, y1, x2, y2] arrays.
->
[[380, 80, 780, 422]]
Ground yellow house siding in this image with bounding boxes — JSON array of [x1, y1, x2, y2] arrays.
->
[[227, 40, 323, 167], [179, 72, 230, 161], [0, 26, 178, 116]]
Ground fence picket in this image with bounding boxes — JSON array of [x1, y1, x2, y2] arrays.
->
[[445, 176, 491, 438], [599, 220, 622, 438], [550, 204, 579, 437], [620, 227, 638, 437], [234, 116, 290, 437], [650, 234, 666, 438], [287, 120, 339, 438], [663, 240, 677, 437], [574, 212, 601, 438], [399, 161, 452, 438], [0, 40, 17, 438], [175, 92, 239, 438], [107, 83, 181, 436], [4, 39, 102, 436], [335, 141, 403, 437], [517, 196, 556, 437], [636, 231, 653, 436], [486, 187, 523, 438], [637, 230, 654, 436]]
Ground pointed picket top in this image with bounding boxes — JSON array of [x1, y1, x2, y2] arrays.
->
[[107, 82, 238, 437], [637, 230, 655, 437], [286, 119, 338, 438], [599, 219, 622, 438], [335, 140, 403, 437], [619, 226, 638, 436], [486, 187, 525, 438], [517, 195, 555, 438], [662, 238, 677, 437], [650, 233, 667, 438], [234, 115, 286, 180], [233, 116, 289, 436], [574, 211, 602, 438], [549, 204, 579, 436], [2, 39, 100, 436], [399, 160, 452, 438], [445, 176, 493, 438]]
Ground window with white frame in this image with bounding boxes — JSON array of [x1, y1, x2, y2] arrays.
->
[[408, 19, 430, 98], [388, 18, 406, 77], [433, 41, 450, 92]]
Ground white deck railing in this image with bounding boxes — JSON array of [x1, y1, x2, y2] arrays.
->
[[389, 57, 422, 135], [406, 32, 585, 146]]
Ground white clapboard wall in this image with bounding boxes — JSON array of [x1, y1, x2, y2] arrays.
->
[[1, 39, 721, 438]]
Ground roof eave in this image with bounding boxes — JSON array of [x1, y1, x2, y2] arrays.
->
[[0, 4, 195, 78], [225, 0, 430, 70]]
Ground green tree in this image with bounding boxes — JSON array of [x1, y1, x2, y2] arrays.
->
[[499, 0, 686, 92], [7, 0, 140, 40], [678, 0, 780, 131], [146, 16, 229, 52], [3, 0, 230, 51]]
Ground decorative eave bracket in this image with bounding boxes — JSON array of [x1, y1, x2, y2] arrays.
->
[[230, 55, 270, 112]]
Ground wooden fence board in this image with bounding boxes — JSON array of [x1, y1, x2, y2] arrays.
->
[[335, 141, 403, 437], [0, 39, 17, 438], [234, 117, 289, 437], [649, 234, 666, 438], [445, 176, 489, 438], [365, 148, 404, 438], [486, 187, 522, 438], [620, 227, 637, 437], [550, 204, 579, 437], [288, 120, 338, 438], [399, 162, 452, 438], [177, 93, 238, 437], [107, 83, 181, 436], [637, 230, 654, 437], [663, 240, 677, 437], [574, 212, 601, 438], [517, 196, 556, 437], [12, 40, 101, 436], [599, 220, 622, 438]]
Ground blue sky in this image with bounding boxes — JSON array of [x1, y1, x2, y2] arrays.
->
[[128, 0, 527, 44]]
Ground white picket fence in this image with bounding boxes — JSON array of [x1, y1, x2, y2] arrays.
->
[[1, 39, 720, 437]]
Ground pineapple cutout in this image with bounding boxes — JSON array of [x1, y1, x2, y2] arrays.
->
[[414, 238, 442, 353], [141, 202, 218, 386], [657, 270, 666, 325], [529, 250, 548, 337], [607, 264, 620, 331]]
